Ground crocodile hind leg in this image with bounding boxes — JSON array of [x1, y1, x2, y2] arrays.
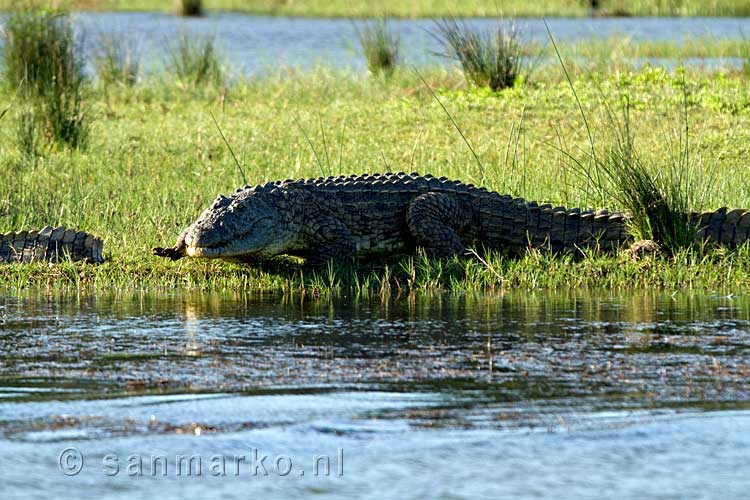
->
[[301, 217, 356, 266], [407, 192, 472, 258]]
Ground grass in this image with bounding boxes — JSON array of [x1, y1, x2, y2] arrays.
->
[[548, 28, 707, 252], [558, 36, 750, 60], [576, 92, 704, 251], [95, 32, 140, 87], [356, 19, 399, 77], [0, 60, 750, 292], [166, 33, 225, 87], [2, 8, 79, 95], [434, 18, 525, 91], [741, 34, 750, 76], [5, 0, 750, 17], [15, 105, 40, 164], [2, 8, 88, 149]]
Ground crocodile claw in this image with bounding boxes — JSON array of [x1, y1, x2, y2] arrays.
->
[[153, 247, 185, 261]]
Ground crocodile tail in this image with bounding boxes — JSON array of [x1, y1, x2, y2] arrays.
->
[[480, 194, 631, 253], [690, 208, 750, 246], [0, 226, 104, 264], [528, 204, 630, 252]]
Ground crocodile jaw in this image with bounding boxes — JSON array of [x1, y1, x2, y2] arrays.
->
[[185, 245, 221, 258], [183, 227, 289, 260], [183, 232, 257, 259]]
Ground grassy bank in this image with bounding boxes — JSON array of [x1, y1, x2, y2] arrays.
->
[[1, 58, 750, 292], [4, 0, 750, 18]]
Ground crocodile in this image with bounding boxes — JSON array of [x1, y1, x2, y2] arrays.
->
[[0, 226, 104, 264], [153, 172, 750, 265]]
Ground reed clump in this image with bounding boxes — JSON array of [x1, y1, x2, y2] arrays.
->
[[589, 103, 702, 250], [356, 18, 400, 77], [434, 18, 524, 91], [95, 33, 140, 87], [547, 25, 706, 253], [16, 105, 40, 164], [166, 33, 225, 87], [2, 8, 88, 149]]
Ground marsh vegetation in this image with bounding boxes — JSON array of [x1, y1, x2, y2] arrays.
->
[[3, 9, 88, 149], [1, 7, 750, 293], [356, 19, 400, 77], [4, 0, 750, 17]]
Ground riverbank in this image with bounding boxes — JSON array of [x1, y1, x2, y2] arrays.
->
[[2, 59, 750, 292], [4, 0, 750, 18]]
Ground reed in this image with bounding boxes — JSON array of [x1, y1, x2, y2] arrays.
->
[[2, 8, 88, 149], [434, 18, 524, 91], [166, 33, 225, 87], [547, 24, 708, 251], [356, 18, 400, 77], [95, 32, 140, 87]]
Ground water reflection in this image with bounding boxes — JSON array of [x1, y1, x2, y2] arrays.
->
[[2, 291, 750, 499], [1, 291, 749, 408]]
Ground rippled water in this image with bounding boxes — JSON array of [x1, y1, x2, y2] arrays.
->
[[22, 14, 750, 74], [1, 291, 749, 498]]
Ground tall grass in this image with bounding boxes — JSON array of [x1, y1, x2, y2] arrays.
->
[[587, 99, 703, 249], [2, 8, 88, 149], [547, 24, 707, 251], [166, 33, 224, 87], [95, 33, 140, 86], [16, 104, 40, 164], [434, 18, 524, 91], [29, 0, 750, 17], [740, 31, 750, 76], [595, 0, 750, 16], [355, 19, 400, 76], [41, 78, 88, 148], [3, 9, 79, 95]]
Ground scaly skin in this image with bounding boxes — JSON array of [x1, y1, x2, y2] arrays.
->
[[0, 226, 104, 264], [153, 172, 750, 264]]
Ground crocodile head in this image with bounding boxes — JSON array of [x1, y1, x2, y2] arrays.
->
[[180, 190, 288, 261]]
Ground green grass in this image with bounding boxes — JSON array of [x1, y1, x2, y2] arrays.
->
[[94, 32, 140, 86], [548, 30, 707, 252], [3, 8, 88, 149], [555, 36, 750, 60], [15, 105, 40, 164], [166, 32, 225, 87], [5, 0, 750, 17], [1, 47, 750, 292], [356, 19, 399, 77], [2, 9, 79, 95], [434, 18, 524, 91]]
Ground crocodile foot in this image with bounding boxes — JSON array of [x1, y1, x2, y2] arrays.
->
[[153, 246, 185, 261], [624, 239, 662, 259]]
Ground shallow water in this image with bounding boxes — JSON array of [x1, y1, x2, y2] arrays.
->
[[1, 291, 749, 498], [54, 14, 750, 74]]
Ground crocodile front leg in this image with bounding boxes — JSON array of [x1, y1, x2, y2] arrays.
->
[[300, 216, 356, 266], [406, 192, 473, 258], [153, 226, 189, 260]]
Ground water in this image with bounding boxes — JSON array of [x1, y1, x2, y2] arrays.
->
[[1, 291, 749, 498], [58, 14, 750, 74]]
